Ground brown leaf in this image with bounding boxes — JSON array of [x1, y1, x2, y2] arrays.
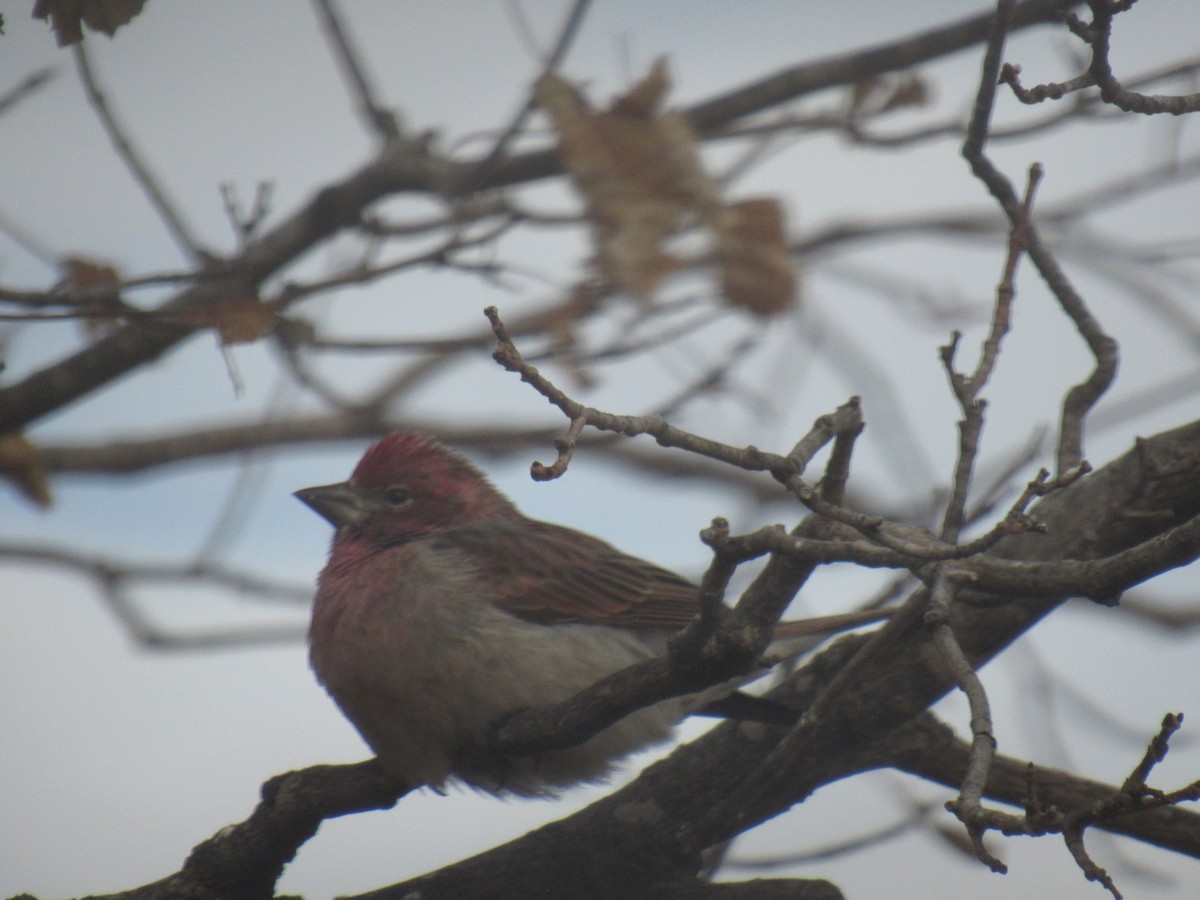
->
[[716, 198, 797, 316], [33, 0, 147, 47], [61, 255, 124, 339], [536, 59, 720, 300], [62, 256, 119, 289], [0, 434, 52, 508], [848, 76, 884, 117], [183, 299, 279, 346], [879, 73, 931, 113], [608, 57, 671, 118], [848, 71, 931, 118]]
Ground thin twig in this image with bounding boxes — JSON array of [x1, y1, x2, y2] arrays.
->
[[461, 0, 593, 190], [938, 164, 1041, 542], [487, 304, 783, 475], [1, 541, 310, 605], [0, 0, 1103, 436], [1, 541, 310, 649], [311, 0, 400, 139], [529, 415, 586, 481], [73, 43, 209, 265], [0, 66, 56, 117], [928, 569, 1005, 872], [816, 397, 863, 506], [220, 181, 274, 248], [1000, 3, 1200, 116], [1000, 63, 1095, 103], [270, 214, 519, 309], [785, 406, 847, 477], [961, 0, 1116, 476], [961, 425, 1048, 525], [487, 306, 1076, 564], [1084, 0, 1200, 116]]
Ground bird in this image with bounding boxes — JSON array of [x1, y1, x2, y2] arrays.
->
[[296, 432, 889, 796]]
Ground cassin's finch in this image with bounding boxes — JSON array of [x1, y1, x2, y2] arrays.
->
[[297, 433, 886, 796]]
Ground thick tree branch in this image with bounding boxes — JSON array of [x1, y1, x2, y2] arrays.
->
[[81, 419, 1199, 900], [88, 761, 406, 900], [397, 421, 1199, 899]]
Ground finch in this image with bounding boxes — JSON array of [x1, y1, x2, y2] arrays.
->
[[297, 433, 886, 796]]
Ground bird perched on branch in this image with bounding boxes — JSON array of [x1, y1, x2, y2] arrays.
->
[[297, 433, 887, 796]]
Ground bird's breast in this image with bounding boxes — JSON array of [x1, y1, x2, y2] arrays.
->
[[306, 539, 682, 794]]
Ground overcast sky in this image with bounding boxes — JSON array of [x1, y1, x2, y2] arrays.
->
[[2, 3, 1198, 898]]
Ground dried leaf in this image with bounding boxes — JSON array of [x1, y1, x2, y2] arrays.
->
[[0, 434, 52, 508], [849, 76, 884, 117], [608, 57, 670, 118], [881, 73, 931, 113], [848, 71, 930, 117], [537, 59, 720, 299], [183, 299, 279, 346], [62, 255, 124, 339], [540, 59, 796, 314], [33, 0, 147, 47], [62, 256, 119, 289], [716, 198, 797, 316]]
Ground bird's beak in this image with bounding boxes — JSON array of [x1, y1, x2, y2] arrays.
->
[[294, 482, 367, 529]]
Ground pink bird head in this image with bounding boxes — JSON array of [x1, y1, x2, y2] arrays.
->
[[295, 433, 519, 548]]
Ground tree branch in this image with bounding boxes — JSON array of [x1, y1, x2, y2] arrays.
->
[[77, 418, 1200, 900], [0, 0, 1075, 434]]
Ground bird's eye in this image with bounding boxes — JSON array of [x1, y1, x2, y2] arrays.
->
[[383, 486, 413, 507]]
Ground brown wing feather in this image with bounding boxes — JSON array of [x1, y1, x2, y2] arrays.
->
[[431, 520, 700, 630], [430, 522, 896, 636]]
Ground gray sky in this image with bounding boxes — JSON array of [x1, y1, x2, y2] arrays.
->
[[2, 3, 1198, 898]]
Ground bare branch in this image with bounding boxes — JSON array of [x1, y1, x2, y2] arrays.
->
[[487, 304, 785, 474], [9, 4, 1200, 896], [961, 0, 1117, 476], [219, 181, 274, 248], [0, 65, 56, 117], [938, 164, 1040, 542], [0, 0, 1082, 434], [311, 0, 400, 139], [891, 713, 1200, 861], [109, 761, 405, 900], [722, 802, 937, 869], [73, 42, 210, 265], [685, 0, 1074, 133], [1000, 1, 1200, 117], [60, 415, 1200, 900], [460, 0, 594, 190], [930, 570, 1005, 872], [0, 541, 309, 605], [1, 540, 310, 649], [1080, 1, 1200, 115], [1000, 62, 1096, 104]]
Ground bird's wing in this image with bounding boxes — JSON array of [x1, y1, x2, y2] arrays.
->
[[431, 521, 894, 636], [431, 520, 701, 630]]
